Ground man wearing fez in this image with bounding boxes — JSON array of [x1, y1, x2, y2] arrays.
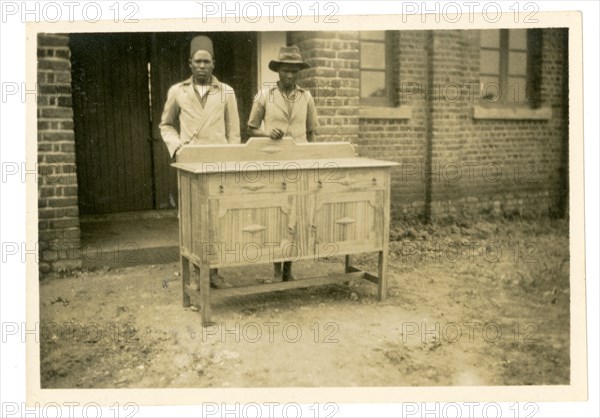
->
[[160, 35, 240, 289], [248, 45, 319, 281]]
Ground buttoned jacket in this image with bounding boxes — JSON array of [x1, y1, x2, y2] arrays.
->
[[160, 75, 241, 157]]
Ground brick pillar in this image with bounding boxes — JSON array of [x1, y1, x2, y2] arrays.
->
[[37, 33, 81, 275], [289, 31, 359, 143]]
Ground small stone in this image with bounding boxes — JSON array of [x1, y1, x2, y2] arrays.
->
[[350, 292, 359, 301], [221, 350, 240, 360], [190, 305, 199, 312]]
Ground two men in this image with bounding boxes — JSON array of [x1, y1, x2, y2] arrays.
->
[[160, 37, 316, 286]]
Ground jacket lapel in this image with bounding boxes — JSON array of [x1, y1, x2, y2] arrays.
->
[[184, 77, 219, 139], [271, 88, 290, 119], [289, 88, 303, 122], [199, 84, 221, 133], [184, 80, 205, 112]]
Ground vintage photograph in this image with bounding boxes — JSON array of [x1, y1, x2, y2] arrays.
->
[[30, 12, 583, 402]]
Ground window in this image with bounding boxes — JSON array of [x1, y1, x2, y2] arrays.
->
[[359, 31, 395, 106], [479, 29, 542, 105]]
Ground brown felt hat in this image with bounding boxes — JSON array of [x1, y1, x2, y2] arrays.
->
[[190, 35, 214, 57], [268, 46, 309, 71]]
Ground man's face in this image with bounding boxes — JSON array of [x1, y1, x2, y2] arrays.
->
[[277, 64, 301, 89], [189, 50, 214, 84]]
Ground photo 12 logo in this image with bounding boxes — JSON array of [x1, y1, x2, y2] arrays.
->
[[191, 321, 340, 344], [1, 1, 140, 24], [400, 1, 539, 24], [197, 1, 339, 24], [1, 402, 139, 418]]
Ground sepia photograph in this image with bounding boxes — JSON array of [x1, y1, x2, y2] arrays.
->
[[15, 2, 591, 411]]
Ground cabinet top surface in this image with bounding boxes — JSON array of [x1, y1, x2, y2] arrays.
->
[[171, 138, 399, 173], [172, 157, 399, 174]]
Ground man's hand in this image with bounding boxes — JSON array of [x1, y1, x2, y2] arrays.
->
[[174, 144, 184, 161], [269, 128, 285, 140]]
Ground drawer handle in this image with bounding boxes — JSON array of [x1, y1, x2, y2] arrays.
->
[[287, 226, 294, 235], [281, 182, 287, 191], [372, 177, 377, 186], [219, 184, 224, 193], [318, 180, 323, 188], [338, 176, 357, 187], [241, 184, 266, 192], [311, 224, 317, 233]]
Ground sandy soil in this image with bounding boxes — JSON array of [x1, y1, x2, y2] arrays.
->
[[39, 218, 570, 388]]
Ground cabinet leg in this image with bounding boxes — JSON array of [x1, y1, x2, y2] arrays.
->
[[195, 263, 212, 326], [345, 255, 352, 273], [377, 250, 388, 301], [181, 255, 190, 307], [273, 262, 283, 280]]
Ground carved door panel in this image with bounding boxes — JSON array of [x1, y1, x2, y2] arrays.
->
[[209, 194, 298, 266], [310, 190, 384, 257]]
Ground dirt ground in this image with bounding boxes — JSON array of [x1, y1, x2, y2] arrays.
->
[[39, 217, 570, 388]]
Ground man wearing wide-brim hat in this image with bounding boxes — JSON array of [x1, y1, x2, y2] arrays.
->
[[248, 45, 318, 144], [160, 35, 240, 289], [248, 45, 319, 281]]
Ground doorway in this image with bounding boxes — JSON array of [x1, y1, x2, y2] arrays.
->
[[70, 32, 257, 215]]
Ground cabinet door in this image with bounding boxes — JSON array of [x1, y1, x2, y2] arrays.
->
[[310, 190, 385, 257], [208, 194, 298, 266]]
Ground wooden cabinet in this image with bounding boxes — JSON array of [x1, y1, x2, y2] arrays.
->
[[173, 138, 398, 325]]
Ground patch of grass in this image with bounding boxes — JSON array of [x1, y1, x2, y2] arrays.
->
[[499, 340, 570, 385]]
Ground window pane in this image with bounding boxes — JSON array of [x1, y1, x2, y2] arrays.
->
[[361, 71, 386, 98], [480, 30, 500, 48], [508, 77, 528, 103], [509, 51, 527, 76], [509, 29, 527, 50], [360, 42, 385, 69], [360, 31, 385, 41], [480, 50, 500, 75], [480, 76, 501, 101]]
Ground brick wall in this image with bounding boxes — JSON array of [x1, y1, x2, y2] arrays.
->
[[37, 33, 81, 275], [358, 31, 430, 219], [427, 29, 567, 219], [320, 28, 569, 221], [289, 31, 359, 143]]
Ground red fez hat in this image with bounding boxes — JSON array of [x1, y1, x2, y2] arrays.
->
[[190, 35, 214, 57]]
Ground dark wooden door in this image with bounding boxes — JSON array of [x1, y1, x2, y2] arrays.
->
[[149, 32, 193, 210], [71, 33, 154, 214], [72, 32, 257, 214]]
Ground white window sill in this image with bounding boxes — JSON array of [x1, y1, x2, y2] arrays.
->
[[359, 106, 412, 120], [472, 105, 552, 120]]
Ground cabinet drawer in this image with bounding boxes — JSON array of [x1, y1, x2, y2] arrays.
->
[[208, 171, 298, 196], [309, 167, 385, 193]]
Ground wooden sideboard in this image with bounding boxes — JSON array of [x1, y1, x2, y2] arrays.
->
[[172, 138, 399, 325]]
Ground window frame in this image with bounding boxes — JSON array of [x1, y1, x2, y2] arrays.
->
[[359, 31, 396, 107], [479, 28, 542, 107]]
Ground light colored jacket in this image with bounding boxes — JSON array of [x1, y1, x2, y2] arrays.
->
[[247, 84, 318, 143], [160, 76, 241, 158]]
